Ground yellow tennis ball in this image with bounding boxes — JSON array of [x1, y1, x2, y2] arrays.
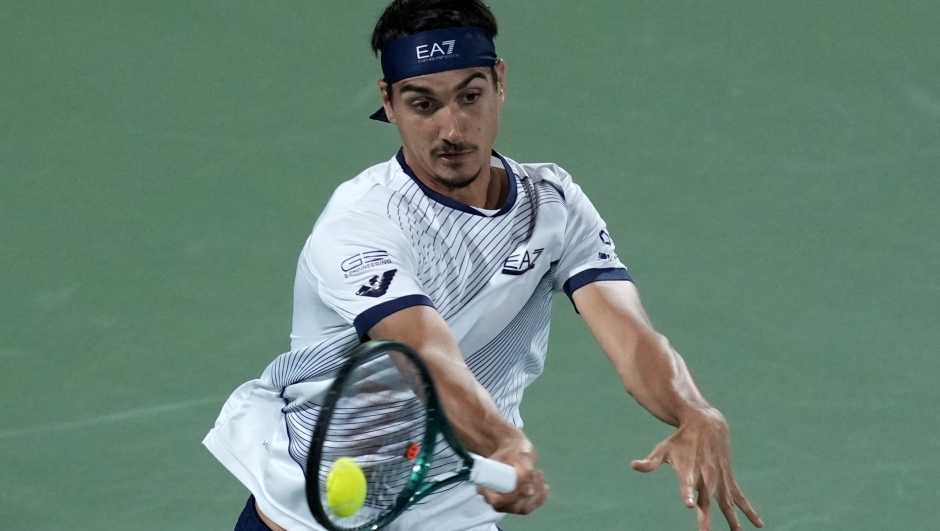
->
[[326, 457, 367, 517]]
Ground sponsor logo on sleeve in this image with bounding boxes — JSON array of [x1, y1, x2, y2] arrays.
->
[[356, 269, 397, 298], [501, 248, 544, 276], [342, 250, 392, 278], [599, 229, 612, 245]]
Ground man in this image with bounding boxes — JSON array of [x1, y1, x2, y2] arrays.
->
[[204, 1, 763, 530]]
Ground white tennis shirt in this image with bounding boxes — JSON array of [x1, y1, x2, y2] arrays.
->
[[204, 150, 631, 531]]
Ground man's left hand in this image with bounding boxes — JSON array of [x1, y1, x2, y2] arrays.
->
[[631, 407, 763, 531]]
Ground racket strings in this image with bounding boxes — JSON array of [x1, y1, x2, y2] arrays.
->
[[317, 354, 432, 527]]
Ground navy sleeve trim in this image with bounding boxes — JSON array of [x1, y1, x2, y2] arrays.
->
[[563, 267, 633, 312], [353, 295, 435, 339]]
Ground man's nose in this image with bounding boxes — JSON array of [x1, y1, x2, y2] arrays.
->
[[437, 104, 464, 145]]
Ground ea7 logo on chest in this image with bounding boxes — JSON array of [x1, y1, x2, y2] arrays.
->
[[356, 270, 397, 298], [416, 40, 457, 62], [502, 249, 544, 276]]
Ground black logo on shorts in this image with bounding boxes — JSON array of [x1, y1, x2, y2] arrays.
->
[[356, 270, 397, 297]]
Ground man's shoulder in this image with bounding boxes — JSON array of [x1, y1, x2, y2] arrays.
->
[[503, 156, 574, 186], [302, 157, 410, 260], [501, 156, 575, 203], [320, 156, 406, 220]]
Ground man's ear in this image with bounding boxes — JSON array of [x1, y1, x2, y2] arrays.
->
[[495, 59, 506, 103], [378, 79, 397, 124]]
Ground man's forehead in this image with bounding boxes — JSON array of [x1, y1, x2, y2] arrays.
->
[[394, 66, 492, 91]]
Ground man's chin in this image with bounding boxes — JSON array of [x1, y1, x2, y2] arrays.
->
[[432, 167, 481, 190]]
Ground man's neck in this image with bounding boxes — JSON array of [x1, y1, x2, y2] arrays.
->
[[404, 151, 508, 210]]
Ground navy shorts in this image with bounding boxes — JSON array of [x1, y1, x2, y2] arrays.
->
[[234, 496, 505, 530], [234, 496, 273, 531]]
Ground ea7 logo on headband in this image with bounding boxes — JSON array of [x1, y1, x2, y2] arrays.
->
[[416, 40, 456, 61]]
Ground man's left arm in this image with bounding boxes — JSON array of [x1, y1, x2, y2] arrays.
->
[[572, 280, 763, 531]]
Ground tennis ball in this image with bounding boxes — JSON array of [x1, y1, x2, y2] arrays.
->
[[326, 457, 367, 517]]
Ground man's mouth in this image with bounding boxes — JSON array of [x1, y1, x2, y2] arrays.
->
[[437, 151, 473, 164]]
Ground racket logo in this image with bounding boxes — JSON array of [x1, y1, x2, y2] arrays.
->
[[404, 442, 420, 461]]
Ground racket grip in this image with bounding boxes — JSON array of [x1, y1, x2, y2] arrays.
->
[[470, 455, 518, 493]]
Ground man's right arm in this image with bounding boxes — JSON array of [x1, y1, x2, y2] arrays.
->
[[368, 304, 549, 515]]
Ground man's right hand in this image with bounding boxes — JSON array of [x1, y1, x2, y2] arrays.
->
[[477, 435, 549, 514]]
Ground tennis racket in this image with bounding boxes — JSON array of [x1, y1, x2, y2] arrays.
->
[[305, 340, 518, 531]]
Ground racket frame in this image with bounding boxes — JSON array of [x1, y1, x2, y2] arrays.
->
[[305, 340, 482, 531]]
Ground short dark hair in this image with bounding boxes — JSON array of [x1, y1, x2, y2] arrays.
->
[[371, 0, 498, 56]]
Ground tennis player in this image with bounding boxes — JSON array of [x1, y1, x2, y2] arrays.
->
[[204, 1, 763, 530]]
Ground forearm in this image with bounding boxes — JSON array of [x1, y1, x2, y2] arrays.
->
[[574, 281, 712, 426], [415, 340, 524, 454], [369, 305, 524, 455], [622, 330, 712, 426], [371, 305, 546, 514]]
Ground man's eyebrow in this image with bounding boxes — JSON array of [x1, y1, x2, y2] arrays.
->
[[399, 83, 434, 96], [398, 71, 489, 97], [454, 71, 488, 91]]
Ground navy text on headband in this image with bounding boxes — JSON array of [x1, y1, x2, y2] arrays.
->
[[370, 26, 497, 122]]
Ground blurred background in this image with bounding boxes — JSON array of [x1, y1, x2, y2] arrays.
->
[[1, 0, 938, 529]]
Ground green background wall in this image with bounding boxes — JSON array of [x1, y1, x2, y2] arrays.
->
[[2, 1, 938, 529]]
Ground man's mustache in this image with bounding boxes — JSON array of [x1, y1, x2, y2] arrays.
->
[[433, 143, 476, 155]]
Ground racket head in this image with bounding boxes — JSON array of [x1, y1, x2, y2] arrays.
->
[[305, 340, 445, 531]]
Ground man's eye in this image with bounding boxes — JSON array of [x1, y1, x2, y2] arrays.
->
[[411, 100, 431, 111], [464, 93, 481, 103]]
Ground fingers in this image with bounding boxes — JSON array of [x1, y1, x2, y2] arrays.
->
[[680, 468, 697, 508], [634, 414, 763, 530], [478, 469, 549, 515], [498, 483, 549, 514], [710, 474, 762, 531], [699, 464, 719, 509], [732, 484, 763, 528], [631, 442, 667, 473], [634, 439, 697, 508], [478, 483, 548, 514], [717, 487, 742, 531], [696, 489, 712, 531]]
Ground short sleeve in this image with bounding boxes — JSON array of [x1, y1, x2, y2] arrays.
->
[[551, 170, 632, 306], [301, 209, 433, 339]]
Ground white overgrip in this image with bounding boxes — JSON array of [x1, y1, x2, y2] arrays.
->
[[469, 454, 518, 493]]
